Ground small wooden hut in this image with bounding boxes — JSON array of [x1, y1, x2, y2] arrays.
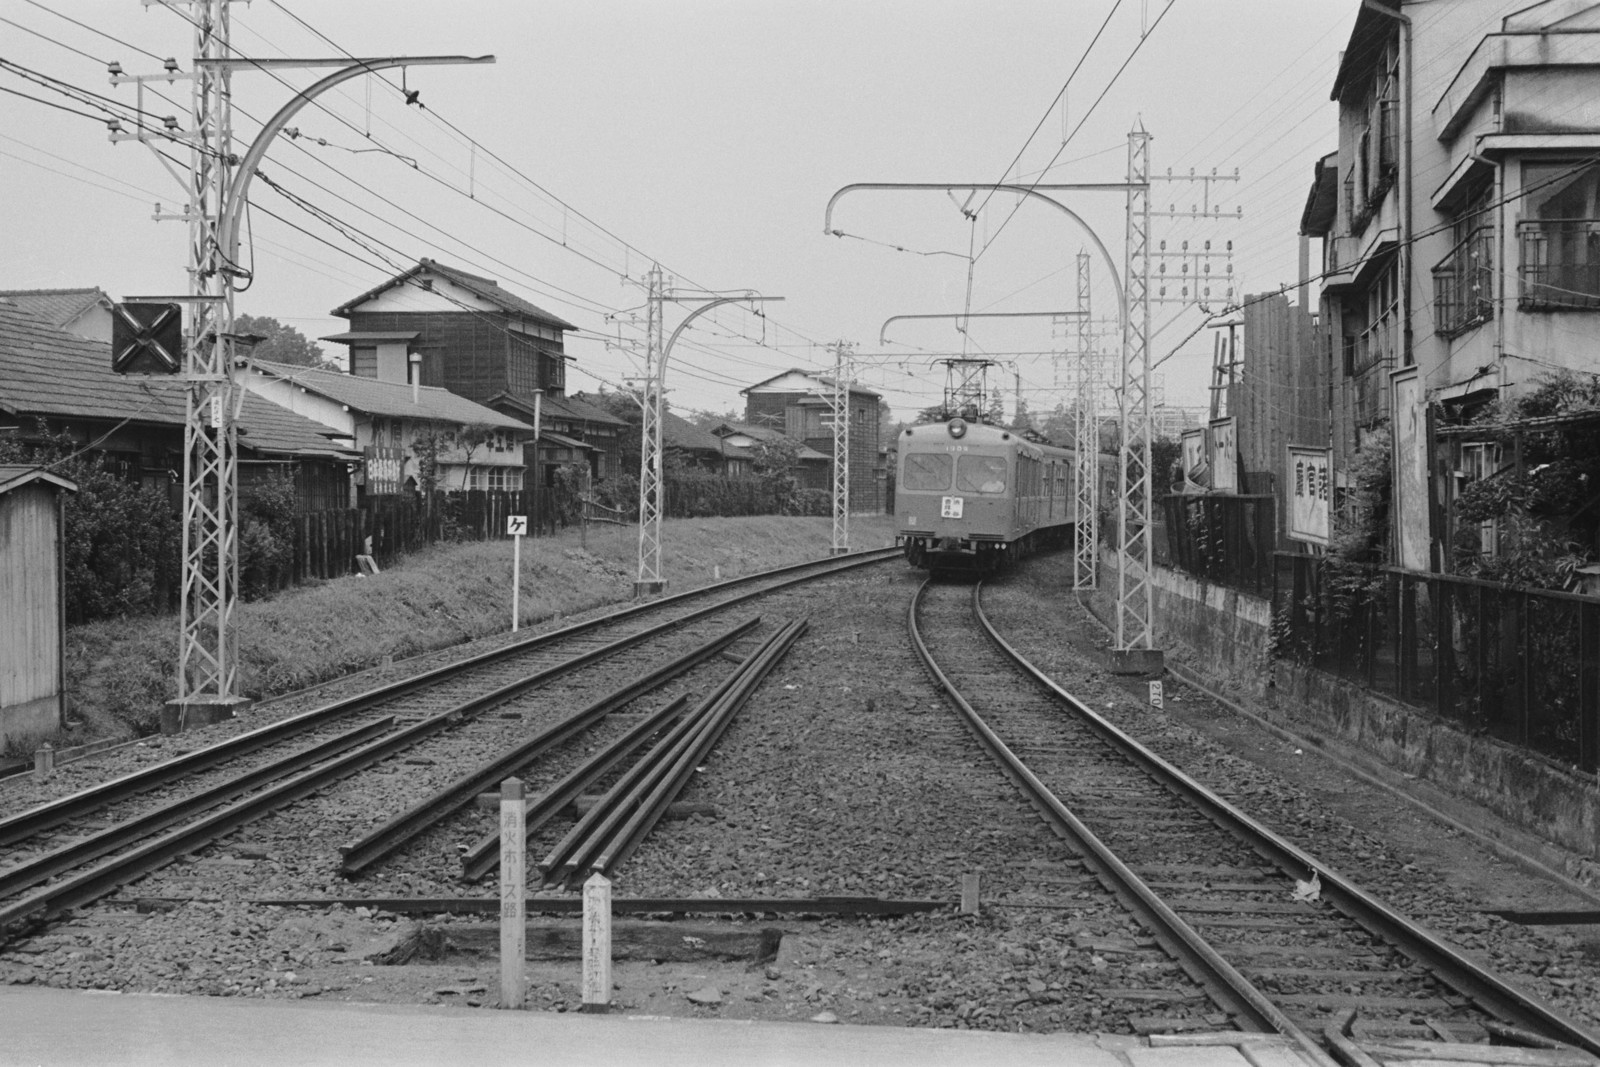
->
[[0, 465, 76, 750]]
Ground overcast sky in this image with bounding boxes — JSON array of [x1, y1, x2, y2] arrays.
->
[[1, 0, 1356, 421]]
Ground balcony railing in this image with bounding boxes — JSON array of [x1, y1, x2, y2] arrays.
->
[[1519, 219, 1600, 309], [1432, 224, 1494, 337]]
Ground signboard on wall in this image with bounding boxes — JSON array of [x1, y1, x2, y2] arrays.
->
[[1286, 445, 1332, 546], [1180, 428, 1208, 493], [1391, 367, 1430, 571], [1209, 416, 1238, 493], [363, 446, 404, 495]]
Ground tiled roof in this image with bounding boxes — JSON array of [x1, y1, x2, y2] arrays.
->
[[710, 422, 828, 462], [251, 359, 532, 431], [0, 300, 359, 460], [742, 367, 882, 400], [660, 410, 724, 454], [0, 288, 109, 329], [548, 392, 627, 426], [330, 258, 577, 331]]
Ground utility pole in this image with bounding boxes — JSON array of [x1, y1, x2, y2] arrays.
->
[[636, 266, 666, 596], [824, 341, 854, 555], [1114, 125, 1160, 671], [634, 274, 781, 595], [109, 6, 490, 722], [1074, 251, 1100, 590]]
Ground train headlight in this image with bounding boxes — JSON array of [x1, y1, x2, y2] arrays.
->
[[948, 418, 968, 439]]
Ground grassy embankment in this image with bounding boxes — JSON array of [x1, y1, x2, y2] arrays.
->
[[59, 515, 897, 746]]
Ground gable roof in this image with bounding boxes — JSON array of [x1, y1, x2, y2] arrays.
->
[[330, 258, 577, 331], [660, 410, 724, 454], [0, 288, 111, 329], [741, 367, 882, 400], [0, 299, 359, 461], [0, 465, 77, 497], [250, 359, 531, 431], [708, 421, 829, 462]]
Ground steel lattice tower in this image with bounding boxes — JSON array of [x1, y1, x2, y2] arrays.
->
[[1073, 252, 1099, 590], [176, 0, 240, 706], [1116, 126, 1155, 651], [827, 341, 852, 555], [635, 265, 666, 595]]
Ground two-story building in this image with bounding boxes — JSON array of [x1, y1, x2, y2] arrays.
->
[[1300, 0, 1600, 570], [242, 359, 530, 498], [325, 259, 625, 488], [741, 369, 884, 512]]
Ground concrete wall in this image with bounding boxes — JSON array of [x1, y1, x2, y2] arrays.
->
[[1133, 553, 1600, 869]]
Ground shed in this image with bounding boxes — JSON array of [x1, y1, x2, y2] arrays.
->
[[0, 465, 76, 750]]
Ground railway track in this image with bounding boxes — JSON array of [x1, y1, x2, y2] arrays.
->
[[910, 576, 1600, 1063], [0, 549, 895, 941]]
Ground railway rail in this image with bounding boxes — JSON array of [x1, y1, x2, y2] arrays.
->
[[0, 549, 894, 942], [909, 576, 1600, 1063]]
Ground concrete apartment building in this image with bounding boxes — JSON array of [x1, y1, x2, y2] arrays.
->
[[1300, 0, 1600, 570]]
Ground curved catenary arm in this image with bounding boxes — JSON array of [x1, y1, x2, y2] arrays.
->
[[219, 55, 493, 264], [823, 182, 1129, 325]]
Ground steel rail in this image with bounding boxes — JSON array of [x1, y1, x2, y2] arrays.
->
[[596, 618, 809, 875], [0, 716, 437, 933], [973, 583, 1600, 1056], [338, 617, 761, 875], [907, 579, 1335, 1065], [0, 717, 393, 901], [537, 628, 786, 883], [459, 694, 693, 882], [133, 895, 952, 916], [0, 548, 897, 850]]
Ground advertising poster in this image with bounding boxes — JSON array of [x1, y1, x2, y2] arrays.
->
[[1286, 445, 1332, 546], [1209, 416, 1238, 493], [363, 446, 405, 495], [1180, 428, 1208, 493], [1391, 367, 1430, 571]]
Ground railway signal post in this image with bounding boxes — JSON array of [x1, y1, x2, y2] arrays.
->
[[508, 514, 528, 632]]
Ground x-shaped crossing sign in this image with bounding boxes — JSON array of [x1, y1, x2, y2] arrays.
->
[[110, 302, 183, 374]]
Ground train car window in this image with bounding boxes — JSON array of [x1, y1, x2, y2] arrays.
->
[[956, 455, 1007, 494], [903, 453, 952, 491]]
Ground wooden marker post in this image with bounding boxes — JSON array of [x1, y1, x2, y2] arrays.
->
[[507, 515, 527, 633], [582, 872, 612, 1012], [960, 872, 981, 915], [499, 777, 526, 1009]]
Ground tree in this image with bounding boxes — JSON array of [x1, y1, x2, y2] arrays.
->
[[685, 405, 741, 431], [234, 314, 338, 370]]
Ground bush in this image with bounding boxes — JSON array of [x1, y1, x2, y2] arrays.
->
[[238, 472, 298, 600], [0, 421, 180, 623]]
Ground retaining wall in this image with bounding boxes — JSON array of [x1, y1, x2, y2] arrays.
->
[[1127, 555, 1600, 872]]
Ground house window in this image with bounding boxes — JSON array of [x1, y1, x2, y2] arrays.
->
[[468, 466, 521, 491], [351, 346, 377, 378], [1456, 441, 1501, 560], [1432, 184, 1494, 337], [1518, 161, 1600, 309], [508, 337, 538, 395]]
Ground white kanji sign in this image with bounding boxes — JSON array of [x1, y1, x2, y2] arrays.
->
[[507, 515, 528, 536], [940, 496, 964, 519]]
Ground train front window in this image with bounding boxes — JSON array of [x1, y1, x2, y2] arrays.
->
[[956, 455, 1007, 494], [903, 453, 952, 490]]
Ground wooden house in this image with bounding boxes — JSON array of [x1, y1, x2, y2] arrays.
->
[[0, 466, 75, 750], [0, 297, 360, 510], [0, 287, 114, 343], [325, 259, 625, 487], [740, 369, 884, 510], [708, 421, 831, 484], [242, 359, 530, 497]]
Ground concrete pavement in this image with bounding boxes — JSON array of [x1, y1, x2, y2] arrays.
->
[[0, 986, 1324, 1067]]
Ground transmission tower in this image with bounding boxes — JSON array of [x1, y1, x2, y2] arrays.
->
[[635, 265, 667, 595], [1115, 125, 1157, 664], [1073, 252, 1099, 590], [824, 341, 854, 555]]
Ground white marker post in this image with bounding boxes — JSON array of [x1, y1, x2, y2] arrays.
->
[[507, 514, 527, 633], [1148, 680, 1164, 709], [582, 872, 612, 1012], [499, 777, 526, 1009]]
